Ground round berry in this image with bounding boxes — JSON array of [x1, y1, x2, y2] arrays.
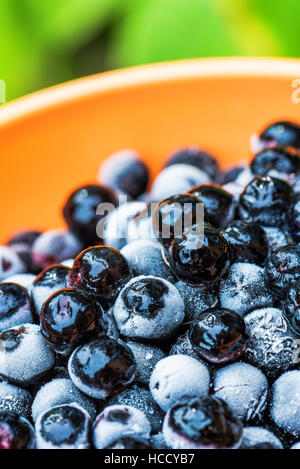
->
[[264, 245, 300, 297], [0, 381, 32, 418], [68, 336, 136, 399], [284, 286, 300, 335], [152, 193, 202, 248], [165, 147, 219, 180], [238, 176, 293, 227], [287, 195, 300, 242], [98, 150, 149, 199], [190, 184, 235, 228], [241, 427, 283, 450], [104, 436, 151, 449], [0, 246, 25, 281], [175, 280, 218, 322], [0, 282, 33, 332], [63, 184, 117, 247], [68, 246, 131, 309], [163, 395, 243, 449], [0, 411, 35, 449], [168, 224, 229, 286], [41, 288, 102, 354], [258, 120, 300, 151], [125, 341, 165, 387], [35, 404, 91, 449], [7, 230, 41, 248], [189, 307, 248, 364], [270, 370, 300, 437], [113, 276, 184, 340], [250, 148, 300, 180], [32, 264, 70, 316], [222, 220, 269, 266]]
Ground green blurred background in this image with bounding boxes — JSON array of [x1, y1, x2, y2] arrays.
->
[[1, 0, 300, 101]]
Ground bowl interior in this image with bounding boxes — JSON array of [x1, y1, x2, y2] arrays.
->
[[0, 58, 300, 241]]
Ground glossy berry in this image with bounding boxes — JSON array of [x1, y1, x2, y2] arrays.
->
[[264, 245, 300, 297], [0, 412, 35, 449], [68, 246, 131, 309], [104, 436, 151, 449], [165, 146, 219, 180], [239, 176, 293, 227], [283, 286, 300, 335], [287, 195, 300, 242], [163, 395, 243, 449], [68, 336, 136, 399], [259, 121, 300, 151], [189, 307, 248, 364], [152, 193, 202, 248], [63, 184, 117, 247], [222, 220, 269, 266], [190, 184, 235, 228], [0, 282, 33, 332], [41, 288, 102, 354], [98, 150, 149, 199], [168, 223, 229, 286], [250, 148, 300, 179], [35, 404, 91, 449]]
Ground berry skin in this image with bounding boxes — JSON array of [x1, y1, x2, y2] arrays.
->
[[152, 193, 202, 248], [68, 246, 131, 309], [163, 395, 243, 449], [68, 335, 136, 399], [168, 223, 229, 286], [0, 411, 35, 449], [0, 282, 33, 332], [190, 184, 235, 228], [258, 121, 300, 152], [222, 220, 269, 266], [287, 195, 300, 242], [283, 286, 300, 335], [98, 150, 149, 199], [41, 288, 102, 354], [104, 436, 152, 449], [63, 184, 117, 247], [264, 245, 300, 297], [238, 176, 293, 227], [189, 307, 249, 364], [0, 246, 25, 281], [165, 146, 219, 180], [7, 230, 41, 248], [250, 148, 300, 180], [32, 264, 70, 316]]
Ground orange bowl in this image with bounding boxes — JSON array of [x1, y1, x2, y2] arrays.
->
[[1, 57, 300, 242]]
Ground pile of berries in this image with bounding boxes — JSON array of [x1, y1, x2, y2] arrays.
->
[[0, 120, 300, 449]]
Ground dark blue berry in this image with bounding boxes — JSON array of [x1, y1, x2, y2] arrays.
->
[[0, 411, 35, 449], [283, 286, 300, 335], [259, 121, 300, 151], [190, 184, 235, 228], [239, 176, 293, 227], [0, 282, 33, 332], [104, 436, 151, 449], [264, 245, 300, 297], [165, 147, 219, 180], [250, 148, 300, 178], [287, 195, 300, 242]]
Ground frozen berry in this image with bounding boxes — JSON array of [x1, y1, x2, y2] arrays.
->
[[189, 307, 248, 364], [255, 121, 300, 153], [127, 204, 155, 243], [213, 362, 268, 423], [270, 370, 300, 437], [175, 280, 218, 321], [98, 150, 149, 199], [241, 427, 283, 449], [8, 243, 37, 274], [222, 220, 269, 266], [32, 230, 83, 271], [165, 147, 219, 180], [2, 274, 36, 294], [0, 381, 32, 418], [262, 226, 289, 252], [104, 436, 151, 449], [168, 224, 229, 286], [7, 230, 41, 248], [152, 193, 202, 248], [68, 336, 136, 399], [35, 404, 91, 449], [264, 245, 300, 297], [287, 195, 300, 242], [113, 276, 184, 340], [63, 184, 117, 247], [0, 246, 25, 281], [0, 324, 55, 385], [32, 264, 70, 316], [190, 184, 235, 228], [150, 164, 210, 201], [93, 404, 151, 449], [250, 148, 300, 180], [284, 286, 300, 335], [68, 246, 131, 309], [163, 395, 243, 449], [125, 341, 165, 387], [239, 176, 293, 227], [41, 288, 102, 354], [0, 411, 35, 449], [150, 355, 210, 411], [31, 377, 97, 422], [0, 283, 33, 332], [219, 263, 273, 316]]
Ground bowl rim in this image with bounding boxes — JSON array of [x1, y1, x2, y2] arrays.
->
[[1, 57, 300, 128]]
